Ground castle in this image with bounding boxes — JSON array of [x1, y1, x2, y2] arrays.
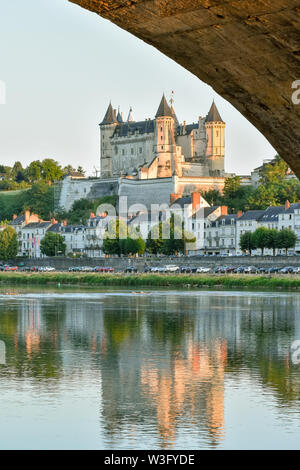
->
[[100, 94, 226, 180], [58, 95, 229, 211]]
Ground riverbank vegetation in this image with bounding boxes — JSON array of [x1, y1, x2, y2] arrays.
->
[[1, 272, 300, 290]]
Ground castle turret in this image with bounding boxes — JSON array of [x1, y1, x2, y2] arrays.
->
[[205, 101, 225, 176], [99, 102, 118, 178], [154, 95, 179, 178]]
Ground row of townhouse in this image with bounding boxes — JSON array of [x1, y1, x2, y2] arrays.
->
[[8, 198, 300, 259], [128, 195, 300, 256], [10, 210, 113, 258], [204, 200, 300, 256]]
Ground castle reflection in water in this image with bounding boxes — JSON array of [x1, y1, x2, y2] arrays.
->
[[0, 290, 300, 448]]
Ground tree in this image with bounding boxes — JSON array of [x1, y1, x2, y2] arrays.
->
[[223, 176, 241, 199], [251, 227, 270, 255], [102, 219, 128, 256], [122, 237, 145, 256], [247, 185, 278, 210], [40, 232, 66, 257], [265, 228, 279, 256], [260, 155, 288, 186], [0, 226, 18, 260], [40, 159, 64, 182], [146, 221, 163, 255], [240, 231, 255, 254], [11, 161, 24, 182], [202, 189, 223, 206], [77, 166, 85, 176], [277, 228, 297, 255], [25, 160, 42, 183]]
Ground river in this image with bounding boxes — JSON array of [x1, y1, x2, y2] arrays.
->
[[0, 287, 299, 449]]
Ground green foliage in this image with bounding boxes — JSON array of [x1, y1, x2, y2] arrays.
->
[[40, 232, 66, 257], [240, 227, 297, 255], [146, 214, 195, 255], [202, 157, 300, 213], [251, 227, 270, 255], [103, 219, 145, 256], [57, 195, 117, 225], [276, 228, 297, 253], [239, 231, 255, 254], [0, 226, 18, 260], [201, 189, 224, 207]]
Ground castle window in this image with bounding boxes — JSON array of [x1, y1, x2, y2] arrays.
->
[[161, 146, 163, 150], [131, 148, 134, 155], [139, 148, 142, 154], [122, 149, 125, 156]]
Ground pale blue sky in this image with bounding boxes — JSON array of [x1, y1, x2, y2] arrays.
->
[[0, 0, 276, 176]]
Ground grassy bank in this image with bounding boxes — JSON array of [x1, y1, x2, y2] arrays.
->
[[1, 272, 300, 290]]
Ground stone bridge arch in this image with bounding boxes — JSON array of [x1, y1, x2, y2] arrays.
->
[[70, 0, 300, 176]]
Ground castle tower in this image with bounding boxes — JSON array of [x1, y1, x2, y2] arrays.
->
[[154, 95, 179, 178], [99, 102, 118, 178], [205, 101, 225, 176]]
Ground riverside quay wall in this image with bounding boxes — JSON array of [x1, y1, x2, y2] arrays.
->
[[8, 256, 300, 272]]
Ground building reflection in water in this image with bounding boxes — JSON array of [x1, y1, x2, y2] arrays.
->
[[0, 290, 299, 448]]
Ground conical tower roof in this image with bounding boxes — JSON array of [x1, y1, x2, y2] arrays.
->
[[205, 101, 224, 123], [101, 102, 117, 125], [127, 107, 135, 122], [116, 107, 123, 123], [155, 94, 173, 118]]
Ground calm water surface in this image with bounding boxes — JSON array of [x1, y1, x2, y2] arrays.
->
[[0, 286, 299, 449]]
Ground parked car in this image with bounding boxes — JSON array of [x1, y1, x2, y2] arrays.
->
[[292, 267, 300, 274], [279, 266, 294, 274], [267, 267, 281, 274], [164, 265, 180, 273], [244, 266, 258, 274], [124, 266, 138, 273], [39, 266, 55, 272], [4, 266, 18, 271], [196, 267, 211, 273], [180, 266, 191, 273]]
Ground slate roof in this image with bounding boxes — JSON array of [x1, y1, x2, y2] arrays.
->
[[47, 223, 61, 233], [23, 222, 51, 229], [205, 101, 224, 123], [211, 214, 238, 227], [10, 215, 25, 225], [259, 206, 286, 222], [101, 103, 117, 125], [238, 210, 265, 221], [171, 196, 192, 208], [112, 120, 155, 138], [285, 203, 300, 214], [155, 95, 173, 118]]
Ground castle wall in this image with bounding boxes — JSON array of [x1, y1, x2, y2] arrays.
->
[[118, 177, 175, 211], [174, 176, 225, 196], [111, 132, 154, 175], [58, 177, 119, 211]]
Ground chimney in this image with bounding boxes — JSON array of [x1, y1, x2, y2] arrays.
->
[[237, 210, 243, 218], [285, 200, 290, 210], [13, 214, 17, 220], [221, 206, 228, 216], [25, 210, 30, 224], [90, 212, 95, 219], [192, 192, 201, 211], [170, 193, 181, 204]]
